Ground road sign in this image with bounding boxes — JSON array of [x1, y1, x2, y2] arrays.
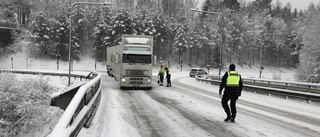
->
[[206, 65, 212, 70]]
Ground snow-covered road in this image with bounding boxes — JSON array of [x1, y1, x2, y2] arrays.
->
[[78, 72, 320, 137]]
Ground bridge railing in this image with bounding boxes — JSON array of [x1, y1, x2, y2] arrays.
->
[[0, 69, 102, 137], [196, 75, 320, 102], [50, 72, 101, 137]]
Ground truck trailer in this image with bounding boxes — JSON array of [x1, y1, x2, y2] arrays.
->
[[106, 35, 156, 89]]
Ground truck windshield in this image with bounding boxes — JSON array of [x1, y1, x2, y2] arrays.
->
[[123, 54, 152, 64]]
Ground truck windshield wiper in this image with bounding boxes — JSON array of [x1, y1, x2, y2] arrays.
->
[[139, 57, 149, 64], [126, 56, 135, 64]]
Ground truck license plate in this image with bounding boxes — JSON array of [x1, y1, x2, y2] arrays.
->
[[133, 84, 140, 87]]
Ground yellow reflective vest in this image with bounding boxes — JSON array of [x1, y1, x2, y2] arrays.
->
[[226, 71, 240, 87], [167, 70, 171, 75], [159, 68, 165, 76]]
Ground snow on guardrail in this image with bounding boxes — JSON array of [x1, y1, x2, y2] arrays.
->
[[50, 72, 101, 137], [0, 69, 92, 80]]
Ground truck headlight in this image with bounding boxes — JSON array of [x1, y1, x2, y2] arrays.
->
[[147, 78, 151, 84], [121, 77, 126, 83]]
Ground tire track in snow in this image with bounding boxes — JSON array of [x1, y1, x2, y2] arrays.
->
[[118, 90, 175, 137], [172, 76, 320, 137]]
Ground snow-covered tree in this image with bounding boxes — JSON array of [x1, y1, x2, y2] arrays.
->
[[152, 15, 167, 58], [92, 6, 112, 61], [52, 14, 69, 61], [297, 11, 320, 82], [253, 0, 272, 12], [283, 31, 302, 67], [111, 10, 134, 45], [223, 0, 240, 11], [173, 23, 188, 63], [29, 13, 50, 54], [162, 0, 183, 17]]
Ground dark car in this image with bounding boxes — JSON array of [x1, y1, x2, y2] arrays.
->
[[189, 68, 208, 77]]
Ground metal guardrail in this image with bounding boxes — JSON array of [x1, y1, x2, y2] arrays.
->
[[50, 72, 101, 137], [196, 75, 320, 102], [0, 69, 102, 136], [0, 69, 91, 81]]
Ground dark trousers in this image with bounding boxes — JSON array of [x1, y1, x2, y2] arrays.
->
[[159, 75, 164, 83], [221, 92, 238, 118], [166, 75, 171, 86]]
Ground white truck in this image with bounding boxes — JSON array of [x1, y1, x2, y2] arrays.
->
[[106, 35, 157, 89]]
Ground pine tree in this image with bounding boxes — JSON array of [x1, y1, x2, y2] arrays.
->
[[173, 23, 188, 64], [284, 31, 301, 67], [162, 0, 182, 17], [52, 14, 69, 61], [298, 11, 320, 82], [153, 15, 167, 58], [223, 0, 240, 11], [92, 6, 112, 61], [253, 0, 272, 12], [111, 10, 134, 45], [29, 13, 50, 54]]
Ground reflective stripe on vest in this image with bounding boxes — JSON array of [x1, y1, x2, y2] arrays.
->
[[226, 71, 240, 87]]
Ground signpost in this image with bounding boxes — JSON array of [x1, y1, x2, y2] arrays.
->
[[180, 59, 183, 72]]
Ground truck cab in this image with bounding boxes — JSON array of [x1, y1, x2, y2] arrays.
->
[[107, 35, 156, 89]]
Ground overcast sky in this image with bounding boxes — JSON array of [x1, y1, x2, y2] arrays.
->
[[244, 0, 320, 11]]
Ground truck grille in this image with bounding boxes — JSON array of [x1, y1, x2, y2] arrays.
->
[[129, 77, 144, 84], [130, 78, 143, 80]]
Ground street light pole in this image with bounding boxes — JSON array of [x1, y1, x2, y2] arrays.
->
[[219, 16, 224, 76], [190, 9, 223, 75], [68, 1, 111, 86], [259, 40, 262, 78]]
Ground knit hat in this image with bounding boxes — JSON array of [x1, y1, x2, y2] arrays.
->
[[229, 64, 235, 70]]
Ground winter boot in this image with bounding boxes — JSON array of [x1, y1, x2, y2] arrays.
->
[[224, 116, 231, 122], [231, 113, 236, 122], [224, 112, 231, 122], [230, 118, 235, 122]]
